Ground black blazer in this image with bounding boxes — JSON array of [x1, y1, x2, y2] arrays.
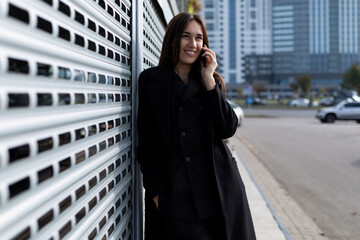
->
[[137, 66, 256, 240]]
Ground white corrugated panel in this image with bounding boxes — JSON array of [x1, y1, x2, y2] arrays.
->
[[0, 0, 133, 239], [142, 0, 166, 70]]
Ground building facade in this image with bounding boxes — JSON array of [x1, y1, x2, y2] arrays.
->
[[199, 0, 272, 87], [273, 0, 360, 91]]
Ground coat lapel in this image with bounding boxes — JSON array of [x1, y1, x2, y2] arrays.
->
[[180, 72, 201, 104]]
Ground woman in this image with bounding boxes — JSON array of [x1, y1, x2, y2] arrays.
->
[[137, 13, 256, 240]]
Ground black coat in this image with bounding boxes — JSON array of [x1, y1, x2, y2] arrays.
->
[[137, 66, 256, 240]]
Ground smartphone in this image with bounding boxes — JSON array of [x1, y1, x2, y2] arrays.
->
[[200, 50, 209, 67]]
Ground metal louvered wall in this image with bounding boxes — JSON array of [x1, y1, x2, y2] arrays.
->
[[142, 0, 166, 70], [0, 0, 178, 239]]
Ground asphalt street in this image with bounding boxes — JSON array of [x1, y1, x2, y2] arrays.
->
[[238, 108, 360, 240]]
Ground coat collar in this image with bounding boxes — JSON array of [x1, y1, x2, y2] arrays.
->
[[180, 71, 202, 104]]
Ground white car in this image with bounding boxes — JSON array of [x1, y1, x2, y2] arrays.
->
[[315, 100, 360, 123], [227, 99, 244, 126], [288, 98, 310, 107]]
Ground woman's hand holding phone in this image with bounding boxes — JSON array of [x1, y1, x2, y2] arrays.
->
[[200, 45, 217, 90]]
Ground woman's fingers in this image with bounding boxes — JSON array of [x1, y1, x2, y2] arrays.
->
[[202, 45, 216, 58]]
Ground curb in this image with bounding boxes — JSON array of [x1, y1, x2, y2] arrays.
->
[[235, 151, 292, 240]]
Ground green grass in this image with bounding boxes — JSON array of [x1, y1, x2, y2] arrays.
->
[[232, 98, 322, 110]]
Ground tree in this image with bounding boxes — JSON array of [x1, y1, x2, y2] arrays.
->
[[187, 0, 202, 14], [296, 75, 312, 96], [342, 64, 360, 93], [236, 88, 243, 98], [253, 81, 267, 96], [289, 82, 299, 96]]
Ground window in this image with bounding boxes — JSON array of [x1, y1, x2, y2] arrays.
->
[[251, 23, 256, 30], [205, 0, 214, 8], [206, 23, 214, 31], [205, 11, 214, 19]]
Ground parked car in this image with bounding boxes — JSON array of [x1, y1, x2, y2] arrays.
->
[[227, 99, 244, 126], [253, 97, 266, 105], [287, 98, 310, 107], [319, 97, 335, 106], [315, 100, 360, 123]]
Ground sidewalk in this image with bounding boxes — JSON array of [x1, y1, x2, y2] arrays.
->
[[228, 133, 329, 240]]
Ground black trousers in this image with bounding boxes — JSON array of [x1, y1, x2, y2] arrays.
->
[[160, 214, 225, 240], [144, 197, 225, 240]]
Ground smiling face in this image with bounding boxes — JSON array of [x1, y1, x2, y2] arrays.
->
[[176, 20, 204, 69]]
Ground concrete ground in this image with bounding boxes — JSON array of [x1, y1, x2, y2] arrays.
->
[[229, 133, 329, 240]]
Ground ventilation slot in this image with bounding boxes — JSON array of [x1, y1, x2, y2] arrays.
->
[[88, 72, 96, 83], [75, 94, 85, 104], [59, 132, 71, 146], [38, 166, 53, 183], [99, 122, 106, 132], [108, 224, 114, 236], [98, 45, 106, 56], [9, 144, 30, 163], [9, 176, 30, 198], [12, 227, 31, 240], [75, 185, 86, 200], [59, 196, 72, 213], [8, 93, 29, 108], [58, 93, 71, 105], [108, 207, 114, 218], [98, 0, 106, 9], [8, 58, 29, 74], [75, 151, 85, 164], [88, 228, 97, 240], [75, 34, 85, 47], [38, 209, 54, 230], [76, 208, 86, 224], [59, 157, 71, 172], [58, 27, 70, 41], [88, 93, 96, 104], [41, 0, 53, 6], [37, 16, 52, 33], [8, 4, 29, 24], [99, 169, 106, 181], [75, 11, 85, 25], [88, 176, 97, 190], [98, 26, 106, 37], [88, 145, 97, 157], [37, 63, 53, 76], [99, 216, 106, 230], [58, 67, 71, 80], [88, 125, 97, 136], [88, 197, 97, 211], [99, 141, 106, 152], [59, 221, 71, 239], [74, 70, 85, 81], [99, 94, 106, 103], [37, 93, 53, 106], [58, 1, 71, 16], [37, 137, 53, 153], [88, 19, 96, 32], [88, 40, 96, 51]]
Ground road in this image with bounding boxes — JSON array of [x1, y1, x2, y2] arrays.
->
[[237, 108, 360, 240]]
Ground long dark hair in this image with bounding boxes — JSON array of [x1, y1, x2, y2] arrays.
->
[[158, 12, 226, 93]]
